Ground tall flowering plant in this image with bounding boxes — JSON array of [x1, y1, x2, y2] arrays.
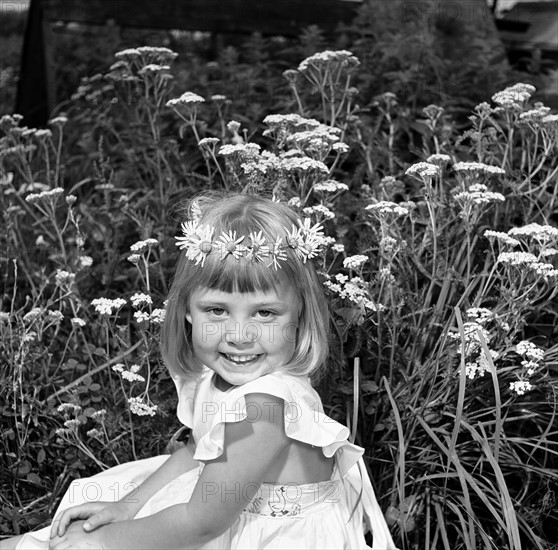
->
[[316, 84, 558, 548]]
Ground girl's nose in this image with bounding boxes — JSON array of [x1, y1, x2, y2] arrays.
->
[[224, 320, 259, 345]]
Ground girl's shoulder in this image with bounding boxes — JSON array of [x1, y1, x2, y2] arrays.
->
[[190, 369, 364, 477]]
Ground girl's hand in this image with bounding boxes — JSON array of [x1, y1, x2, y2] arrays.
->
[[49, 520, 106, 550], [50, 501, 133, 539]]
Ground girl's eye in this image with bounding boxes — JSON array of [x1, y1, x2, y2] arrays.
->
[[208, 308, 226, 316], [256, 310, 274, 318]]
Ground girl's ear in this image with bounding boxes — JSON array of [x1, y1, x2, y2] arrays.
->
[[185, 312, 192, 324]]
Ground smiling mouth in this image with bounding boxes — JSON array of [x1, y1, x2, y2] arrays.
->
[[221, 353, 262, 365]]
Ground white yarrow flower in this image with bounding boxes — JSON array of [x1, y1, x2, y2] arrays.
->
[[128, 397, 158, 417], [516, 341, 544, 362], [484, 230, 520, 247], [366, 201, 409, 217], [343, 255, 368, 269], [453, 162, 505, 175], [91, 298, 127, 315], [134, 311, 150, 323], [405, 162, 440, 178], [509, 380, 533, 395], [130, 293, 153, 308], [166, 92, 205, 108]]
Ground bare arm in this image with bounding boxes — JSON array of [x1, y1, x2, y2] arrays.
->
[[91, 393, 289, 549], [51, 433, 199, 538], [124, 436, 199, 515]]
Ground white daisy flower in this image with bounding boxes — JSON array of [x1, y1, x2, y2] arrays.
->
[[246, 231, 270, 262], [218, 231, 246, 260], [269, 237, 287, 270]]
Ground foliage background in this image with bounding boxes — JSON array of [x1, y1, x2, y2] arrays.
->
[[1, 1, 558, 548]]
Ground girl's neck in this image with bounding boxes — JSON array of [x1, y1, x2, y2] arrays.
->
[[212, 373, 234, 392]]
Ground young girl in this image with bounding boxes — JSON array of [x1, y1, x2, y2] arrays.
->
[[6, 193, 397, 549]]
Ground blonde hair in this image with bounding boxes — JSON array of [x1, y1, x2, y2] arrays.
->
[[161, 192, 330, 382]]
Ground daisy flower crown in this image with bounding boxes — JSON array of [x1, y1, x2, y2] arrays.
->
[[175, 218, 325, 270]]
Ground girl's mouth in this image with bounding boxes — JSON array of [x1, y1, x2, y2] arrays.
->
[[220, 353, 262, 365]]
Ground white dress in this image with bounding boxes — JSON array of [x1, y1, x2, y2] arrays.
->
[[17, 368, 397, 549]]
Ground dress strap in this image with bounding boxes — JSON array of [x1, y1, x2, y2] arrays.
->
[[346, 458, 399, 550]]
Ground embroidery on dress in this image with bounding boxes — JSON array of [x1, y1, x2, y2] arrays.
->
[[268, 486, 301, 517], [244, 496, 263, 514]]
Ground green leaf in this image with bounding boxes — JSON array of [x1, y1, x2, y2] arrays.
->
[[361, 380, 379, 393], [26, 473, 42, 485], [36, 449, 46, 464]]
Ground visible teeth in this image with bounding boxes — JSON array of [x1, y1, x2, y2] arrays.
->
[[224, 354, 258, 363]]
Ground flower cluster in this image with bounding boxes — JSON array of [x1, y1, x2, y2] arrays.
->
[[130, 293, 153, 308], [297, 50, 360, 73], [464, 348, 500, 380], [454, 185, 505, 206], [497, 252, 558, 278], [71, 317, 86, 328], [519, 105, 552, 124], [115, 46, 178, 65], [516, 341, 544, 362], [453, 162, 505, 175], [492, 83, 536, 108], [485, 223, 558, 275], [150, 308, 166, 325], [130, 239, 158, 253], [262, 114, 341, 154], [449, 309, 506, 380], [47, 310, 64, 324], [285, 126, 345, 160], [166, 92, 205, 109], [426, 153, 452, 164], [113, 363, 145, 383], [49, 115, 68, 127], [302, 205, 335, 220], [312, 181, 349, 194], [323, 275, 378, 312], [127, 397, 158, 417], [497, 251, 538, 266], [343, 255, 368, 270], [484, 231, 520, 248], [263, 113, 318, 132], [281, 156, 329, 175], [91, 298, 127, 315], [366, 201, 410, 218], [405, 162, 440, 179], [466, 308, 494, 325], [54, 270, 75, 286], [23, 307, 43, 324], [509, 381, 532, 395], [91, 409, 107, 422], [175, 218, 326, 269], [25, 188, 65, 205], [219, 143, 261, 158], [198, 137, 220, 149], [508, 223, 558, 242], [57, 403, 82, 415], [508, 340, 545, 395]]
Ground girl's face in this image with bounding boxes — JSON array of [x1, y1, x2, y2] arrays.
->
[[186, 283, 301, 389]]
